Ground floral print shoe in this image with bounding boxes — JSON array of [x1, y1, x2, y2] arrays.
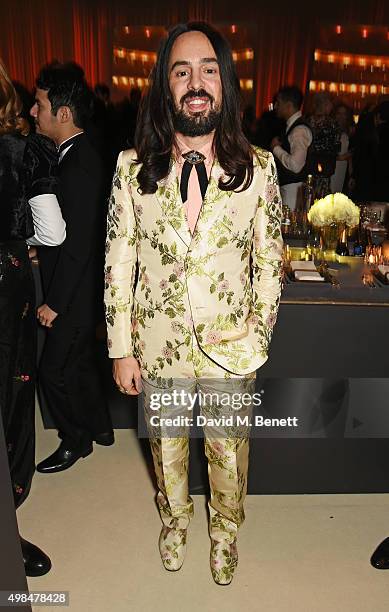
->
[[158, 526, 187, 571], [210, 538, 238, 585]]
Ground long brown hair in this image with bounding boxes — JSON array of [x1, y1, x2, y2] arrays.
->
[[0, 59, 29, 136], [135, 22, 254, 195]]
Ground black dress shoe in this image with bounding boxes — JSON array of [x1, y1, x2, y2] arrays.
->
[[94, 431, 115, 446], [36, 442, 93, 474], [371, 537, 389, 569], [20, 537, 51, 577]]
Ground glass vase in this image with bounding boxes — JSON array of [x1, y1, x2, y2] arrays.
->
[[320, 223, 343, 252]]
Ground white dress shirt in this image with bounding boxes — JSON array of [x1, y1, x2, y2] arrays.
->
[[27, 193, 66, 246], [273, 111, 312, 174], [27, 133, 85, 246]]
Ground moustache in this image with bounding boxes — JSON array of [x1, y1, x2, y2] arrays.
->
[[180, 89, 214, 106]]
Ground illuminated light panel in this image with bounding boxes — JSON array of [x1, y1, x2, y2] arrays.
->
[[232, 49, 254, 62], [113, 47, 157, 63], [239, 79, 253, 90], [315, 49, 389, 70], [112, 76, 149, 89], [306, 79, 388, 95]]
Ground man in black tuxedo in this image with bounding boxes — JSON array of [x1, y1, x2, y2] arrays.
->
[[30, 62, 114, 473]]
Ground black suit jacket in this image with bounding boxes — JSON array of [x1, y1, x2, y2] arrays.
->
[[39, 133, 107, 326]]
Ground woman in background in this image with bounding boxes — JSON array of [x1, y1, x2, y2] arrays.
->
[[331, 103, 354, 194], [307, 93, 342, 198], [0, 59, 65, 576]]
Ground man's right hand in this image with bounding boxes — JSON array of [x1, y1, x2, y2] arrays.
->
[[113, 356, 142, 395]]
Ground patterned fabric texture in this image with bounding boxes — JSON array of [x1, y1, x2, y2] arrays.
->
[[158, 525, 187, 571], [210, 538, 238, 585], [104, 145, 283, 582], [104, 146, 283, 379]]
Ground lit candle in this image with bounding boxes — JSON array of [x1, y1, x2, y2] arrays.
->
[[381, 239, 389, 260]]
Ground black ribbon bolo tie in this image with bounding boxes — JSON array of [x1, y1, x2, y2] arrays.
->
[[180, 150, 209, 203]]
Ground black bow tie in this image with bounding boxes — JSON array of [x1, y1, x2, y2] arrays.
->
[[180, 150, 209, 203], [57, 133, 83, 155]]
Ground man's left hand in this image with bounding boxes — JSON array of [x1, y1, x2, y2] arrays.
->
[[270, 137, 282, 150], [37, 304, 58, 328]]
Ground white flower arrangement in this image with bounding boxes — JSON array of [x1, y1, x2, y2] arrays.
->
[[307, 193, 360, 228]]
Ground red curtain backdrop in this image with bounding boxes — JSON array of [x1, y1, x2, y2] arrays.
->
[[0, 0, 113, 88], [72, 2, 113, 85], [0, 1, 72, 88], [0, 0, 388, 114], [253, 10, 315, 116]]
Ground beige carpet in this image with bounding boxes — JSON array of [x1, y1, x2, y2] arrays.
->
[[17, 410, 389, 612]]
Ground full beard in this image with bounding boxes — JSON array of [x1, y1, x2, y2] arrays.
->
[[172, 90, 221, 137], [172, 107, 221, 137]]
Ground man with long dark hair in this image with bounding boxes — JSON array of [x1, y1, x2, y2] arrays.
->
[[104, 22, 283, 585]]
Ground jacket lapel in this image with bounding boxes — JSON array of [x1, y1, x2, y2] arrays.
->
[[58, 134, 84, 175], [155, 159, 192, 249]]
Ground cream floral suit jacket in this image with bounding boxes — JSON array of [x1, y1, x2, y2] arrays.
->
[[104, 146, 283, 383]]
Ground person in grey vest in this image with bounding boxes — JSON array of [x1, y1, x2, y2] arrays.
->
[[271, 86, 312, 210]]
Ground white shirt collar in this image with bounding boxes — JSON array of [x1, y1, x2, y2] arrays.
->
[[286, 110, 302, 130], [58, 132, 84, 162]]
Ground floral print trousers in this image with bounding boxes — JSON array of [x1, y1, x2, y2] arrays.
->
[[141, 334, 256, 544]]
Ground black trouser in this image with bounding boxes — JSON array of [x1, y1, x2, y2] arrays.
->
[[38, 316, 112, 451]]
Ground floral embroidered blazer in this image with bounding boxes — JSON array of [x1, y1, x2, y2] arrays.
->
[[104, 146, 283, 381]]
